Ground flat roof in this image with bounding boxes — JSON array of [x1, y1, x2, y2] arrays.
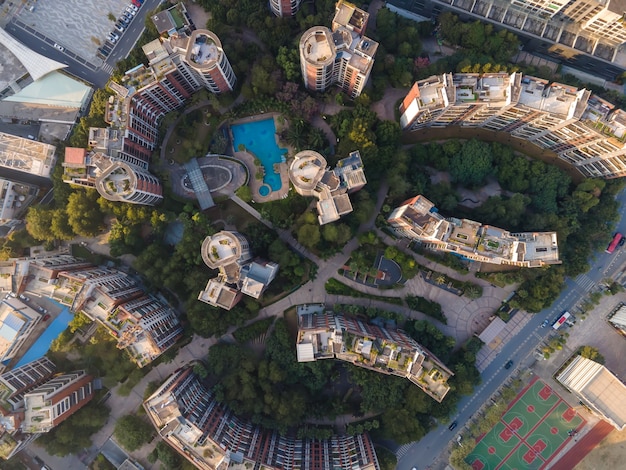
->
[[557, 355, 626, 430], [0, 131, 56, 178]]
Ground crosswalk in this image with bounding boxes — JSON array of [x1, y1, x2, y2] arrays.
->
[[100, 63, 114, 74], [395, 442, 412, 460], [573, 273, 595, 292]]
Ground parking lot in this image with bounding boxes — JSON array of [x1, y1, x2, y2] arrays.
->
[[16, 0, 133, 61]]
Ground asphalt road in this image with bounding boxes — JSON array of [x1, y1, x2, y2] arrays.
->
[[397, 189, 626, 470], [3, 0, 162, 88]]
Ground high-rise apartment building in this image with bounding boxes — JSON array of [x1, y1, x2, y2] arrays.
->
[[400, 72, 626, 178], [0, 358, 56, 459], [63, 150, 163, 206], [387, 0, 626, 74], [198, 231, 278, 310], [184, 30, 236, 93], [144, 366, 381, 470], [288, 150, 367, 224], [388, 195, 561, 267], [300, 1, 378, 97], [270, 0, 302, 17], [42, 263, 182, 368], [297, 311, 453, 402], [21, 370, 94, 433]]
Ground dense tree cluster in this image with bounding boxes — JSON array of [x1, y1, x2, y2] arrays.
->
[[113, 414, 154, 452], [37, 397, 110, 456], [206, 319, 337, 431]]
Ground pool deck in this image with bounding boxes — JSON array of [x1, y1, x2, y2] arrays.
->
[[229, 113, 292, 203]]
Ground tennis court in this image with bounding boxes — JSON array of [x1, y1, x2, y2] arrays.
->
[[465, 377, 586, 470]]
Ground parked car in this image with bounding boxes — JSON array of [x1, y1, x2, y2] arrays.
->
[[132, 0, 142, 7], [115, 23, 125, 33], [126, 5, 137, 14], [505, 360, 514, 369], [541, 319, 549, 328], [448, 421, 458, 431], [42, 314, 50, 321], [109, 32, 119, 41], [53, 43, 64, 51], [620, 237, 626, 247]]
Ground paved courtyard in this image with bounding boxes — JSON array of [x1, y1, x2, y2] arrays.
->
[[16, 0, 130, 60]]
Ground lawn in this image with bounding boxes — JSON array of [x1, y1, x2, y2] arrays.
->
[[166, 107, 220, 164]]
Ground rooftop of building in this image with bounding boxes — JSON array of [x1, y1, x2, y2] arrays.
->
[[186, 29, 223, 70], [300, 27, 335, 66], [333, 0, 369, 32], [151, 2, 190, 36], [0, 131, 56, 178], [557, 355, 626, 430], [297, 311, 452, 402], [201, 231, 245, 270], [198, 278, 240, 310], [64, 147, 87, 166], [289, 150, 327, 191]]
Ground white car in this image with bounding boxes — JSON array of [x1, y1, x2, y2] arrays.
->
[[115, 23, 125, 33], [128, 4, 138, 12], [53, 43, 64, 51], [125, 6, 137, 15], [109, 32, 119, 41]]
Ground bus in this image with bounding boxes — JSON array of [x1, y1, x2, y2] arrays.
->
[[606, 233, 623, 254]]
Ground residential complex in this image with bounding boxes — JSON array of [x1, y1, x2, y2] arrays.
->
[[0, 357, 56, 459], [399, 72, 626, 179], [388, 195, 560, 268], [21, 369, 94, 433], [270, 0, 302, 17], [296, 311, 453, 402], [0, 298, 41, 364], [6, 255, 183, 368], [387, 0, 626, 76], [144, 365, 380, 470], [198, 231, 278, 310], [107, 26, 235, 160], [299, 1, 378, 97], [556, 355, 626, 430], [52, 267, 183, 367], [63, 148, 163, 206], [289, 150, 367, 225]]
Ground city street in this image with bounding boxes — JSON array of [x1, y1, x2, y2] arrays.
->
[[396, 189, 626, 470], [3, 0, 162, 88]]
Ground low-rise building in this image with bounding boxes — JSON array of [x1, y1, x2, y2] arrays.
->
[[289, 150, 366, 225], [0, 131, 56, 179], [63, 149, 163, 206], [400, 72, 626, 179], [387, 195, 560, 268], [0, 298, 41, 365], [296, 311, 453, 402], [608, 302, 626, 335], [556, 355, 626, 430], [198, 231, 278, 310], [299, 1, 377, 98], [21, 370, 94, 433], [144, 366, 380, 470]]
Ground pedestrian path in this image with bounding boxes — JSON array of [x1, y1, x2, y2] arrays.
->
[[573, 273, 595, 292], [395, 442, 412, 460]]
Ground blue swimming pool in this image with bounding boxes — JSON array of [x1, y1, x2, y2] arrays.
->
[[231, 118, 287, 191], [14, 306, 73, 369]]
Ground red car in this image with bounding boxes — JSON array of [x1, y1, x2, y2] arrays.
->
[[132, 0, 142, 7], [42, 314, 50, 321]]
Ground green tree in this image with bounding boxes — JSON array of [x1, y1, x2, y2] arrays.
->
[[113, 415, 154, 452], [276, 46, 301, 81], [66, 189, 104, 236], [449, 139, 493, 187], [25, 206, 55, 241], [578, 346, 605, 364], [297, 224, 320, 249]]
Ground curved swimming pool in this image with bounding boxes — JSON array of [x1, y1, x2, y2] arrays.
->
[[231, 118, 287, 191]]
